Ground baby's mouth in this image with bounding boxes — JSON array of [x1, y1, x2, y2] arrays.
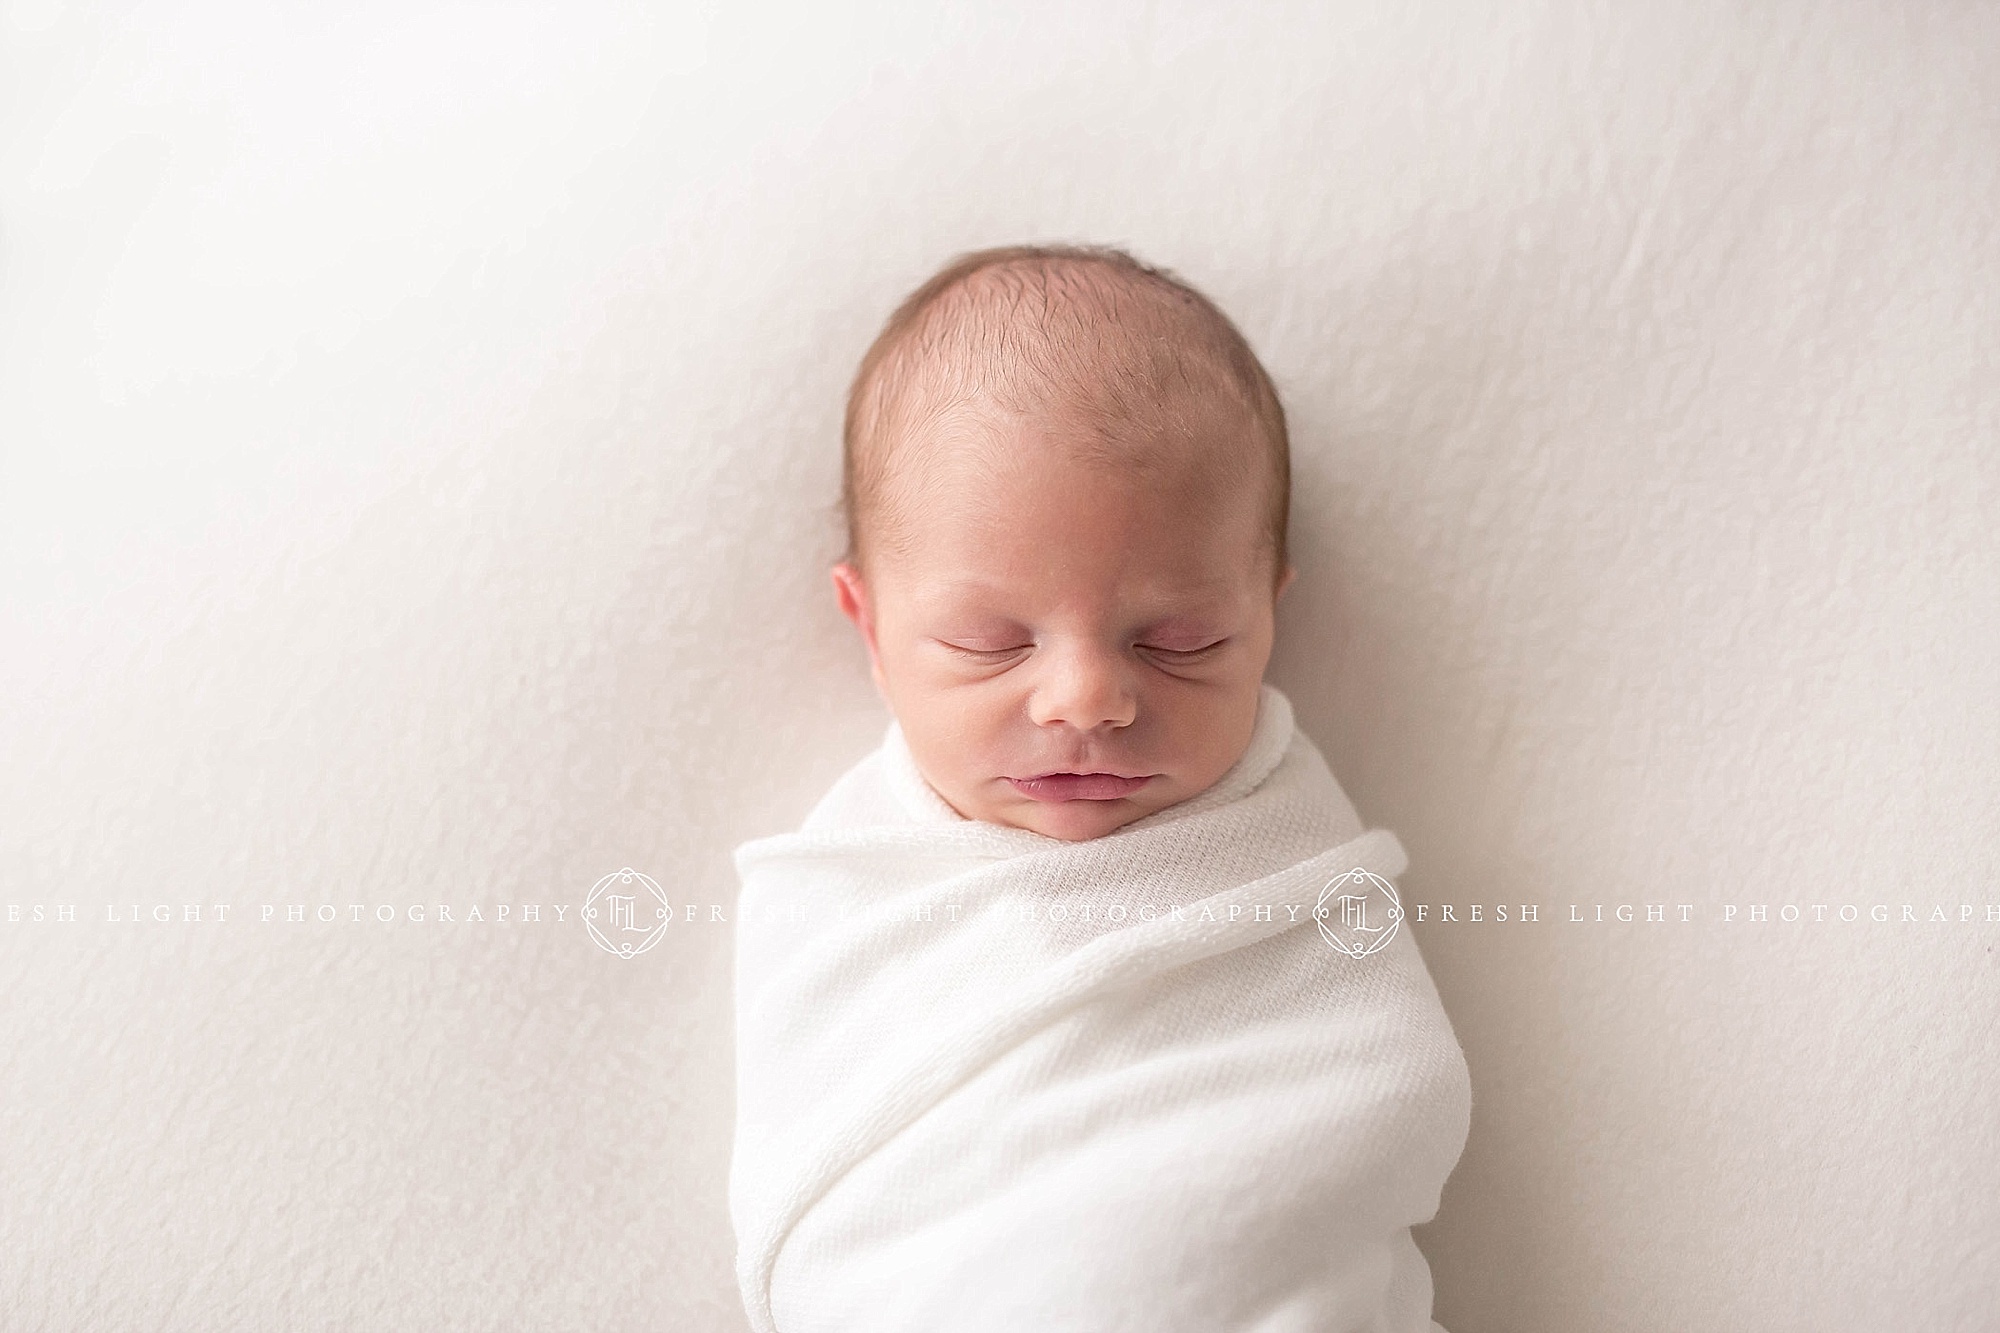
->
[[1007, 772, 1155, 803]]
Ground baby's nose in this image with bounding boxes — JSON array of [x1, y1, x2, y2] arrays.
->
[[1025, 641, 1138, 732]]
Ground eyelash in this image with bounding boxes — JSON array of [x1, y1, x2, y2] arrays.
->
[[943, 644, 1027, 660], [941, 641, 1225, 662]]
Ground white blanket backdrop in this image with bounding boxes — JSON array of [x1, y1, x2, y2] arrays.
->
[[3, 1, 1994, 1329]]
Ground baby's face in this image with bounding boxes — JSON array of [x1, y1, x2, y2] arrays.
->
[[834, 414, 1292, 842]]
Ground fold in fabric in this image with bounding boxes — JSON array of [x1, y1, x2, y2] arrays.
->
[[730, 683, 1472, 1332]]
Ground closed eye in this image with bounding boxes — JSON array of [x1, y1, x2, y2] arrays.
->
[[1139, 639, 1227, 661], [939, 641, 1032, 660]]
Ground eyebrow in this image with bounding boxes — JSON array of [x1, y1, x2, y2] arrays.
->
[[919, 579, 1242, 618]]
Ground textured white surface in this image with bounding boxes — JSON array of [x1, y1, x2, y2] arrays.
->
[[2, 1, 1995, 1329]]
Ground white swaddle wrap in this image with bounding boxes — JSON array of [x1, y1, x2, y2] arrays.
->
[[729, 683, 1472, 1332]]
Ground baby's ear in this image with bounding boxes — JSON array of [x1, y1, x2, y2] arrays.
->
[[830, 561, 871, 633], [1275, 563, 1299, 600], [830, 562, 886, 686]]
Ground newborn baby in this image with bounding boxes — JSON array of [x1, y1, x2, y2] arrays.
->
[[731, 246, 1472, 1332]]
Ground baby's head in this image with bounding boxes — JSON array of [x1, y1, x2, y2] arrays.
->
[[831, 245, 1295, 842]]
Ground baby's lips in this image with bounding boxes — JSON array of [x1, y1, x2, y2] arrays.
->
[[1007, 773, 1154, 803]]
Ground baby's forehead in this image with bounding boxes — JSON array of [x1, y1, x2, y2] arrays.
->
[[887, 397, 1256, 524], [875, 368, 1269, 556], [881, 422, 1269, 570]]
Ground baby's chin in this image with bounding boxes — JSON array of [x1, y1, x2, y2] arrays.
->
[[982, 785, 1176, 842]]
